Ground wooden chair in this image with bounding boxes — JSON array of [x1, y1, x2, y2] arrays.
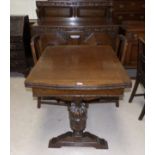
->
[[31, 35, 41, 64], [31, 33, 68, 64], [107, 34, 127, 108], [129, 36, 145, 120], [30, 33, 68, 108], [115, 34, 128, 64]]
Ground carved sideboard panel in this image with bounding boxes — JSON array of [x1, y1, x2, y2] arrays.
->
[[32, 24, 119, 49], [36, 0, 113, 24]]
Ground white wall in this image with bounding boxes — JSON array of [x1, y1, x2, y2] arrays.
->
[[10, 0, 39, 19]]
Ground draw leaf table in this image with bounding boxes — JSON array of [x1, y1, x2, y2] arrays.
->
[[25, 45, 131, 149]]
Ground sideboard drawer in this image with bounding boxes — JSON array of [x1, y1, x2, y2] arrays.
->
[[10, 50, 25, 59], [10, 37, 23, 43], [113, 1, 144, 11], [113, 12, 145, 24], [10, 43, 24, 50], [119, 22, 145, 68], [112, 0, 145, 24], [10, 59, 27, 69]]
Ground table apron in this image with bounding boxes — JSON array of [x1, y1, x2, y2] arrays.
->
[[32, 88, 124, 98]]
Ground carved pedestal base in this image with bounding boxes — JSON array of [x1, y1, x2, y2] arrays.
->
[[49, 131, 108, 149], [48, 101, 108, 149]]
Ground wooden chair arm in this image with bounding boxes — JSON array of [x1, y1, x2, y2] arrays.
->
[[116, 34, 128, 64], [120, 35, 128, 64], [30, 35, 40, 64]]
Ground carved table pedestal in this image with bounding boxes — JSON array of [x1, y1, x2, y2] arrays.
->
[[49, 101, 108, 149]]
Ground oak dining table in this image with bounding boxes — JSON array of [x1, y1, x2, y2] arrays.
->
[[25, 45, 131, 149]]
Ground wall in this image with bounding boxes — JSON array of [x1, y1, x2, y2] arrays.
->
[[10, 0, 42, 19]]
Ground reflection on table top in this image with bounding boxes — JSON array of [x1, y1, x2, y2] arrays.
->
[[25, 45, 131, 90]]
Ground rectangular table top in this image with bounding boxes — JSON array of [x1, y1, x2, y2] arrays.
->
[[25, 45, 131, 90]]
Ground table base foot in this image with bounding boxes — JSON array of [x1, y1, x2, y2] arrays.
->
[[48, 131, 108, 149]]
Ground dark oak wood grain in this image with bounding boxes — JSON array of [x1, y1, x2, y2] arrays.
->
[[119, 21, 145, 68], [14, 0, 144, 148], [31, 0, 118, 51], [25, 45, 131, 149], [36, 0, 113, 24], [113, 0, 145, 24], [10, 15, 32, 75], [25, 45, 131, 89]]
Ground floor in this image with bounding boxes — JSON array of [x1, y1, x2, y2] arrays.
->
[[10, 76, 145, 155]]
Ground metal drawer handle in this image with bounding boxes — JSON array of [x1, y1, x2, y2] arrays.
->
[[70, 35, 80, 39]]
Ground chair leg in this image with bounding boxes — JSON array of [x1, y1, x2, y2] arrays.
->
[[115, 100, 119, 107], [37, 97, 41, 108], [129, 80, 139, 103], [138, 105, 145, 120]]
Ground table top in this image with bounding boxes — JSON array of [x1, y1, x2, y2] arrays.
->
[[25, 45, 131, 90]]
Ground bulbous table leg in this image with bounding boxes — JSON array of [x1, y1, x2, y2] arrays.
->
[[49, 101, 108, 149]]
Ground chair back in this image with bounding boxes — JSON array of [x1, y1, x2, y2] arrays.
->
[[116, 34, 127, 63], [137, 37, 145, 87], [30, 33, 67, 64], [31, 35, 41, 64]]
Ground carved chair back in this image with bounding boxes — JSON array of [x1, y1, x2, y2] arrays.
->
[[137, 37, 145, 87], [30, 33, 68, 64], [31, 31, 119, 64], [115, 34, 127, 63]]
